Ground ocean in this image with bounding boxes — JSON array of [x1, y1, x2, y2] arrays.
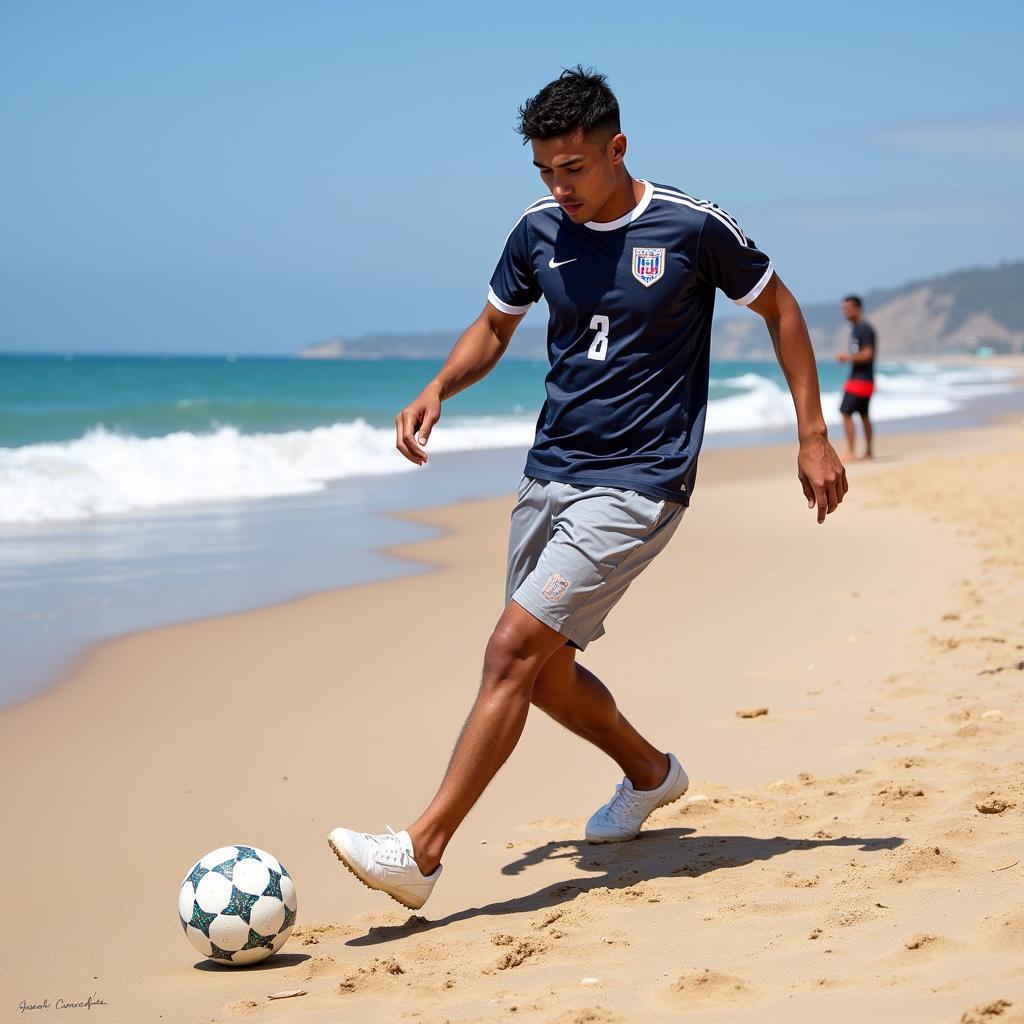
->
[[0, 353, 1018, 709], [1, 354, 1016, 524]]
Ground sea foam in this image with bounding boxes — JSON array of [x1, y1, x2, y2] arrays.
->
[[0, 417, 536, 524], [0, 364, 1013, 524]]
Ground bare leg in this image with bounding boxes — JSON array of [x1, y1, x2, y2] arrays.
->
[[405, 602, 567, 875], [841, 413, 856, 459], [860, 411, 873, 458], [531, 644, 669, 790]]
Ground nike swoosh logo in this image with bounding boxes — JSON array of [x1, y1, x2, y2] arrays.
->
[[548, 257, 577, 269]]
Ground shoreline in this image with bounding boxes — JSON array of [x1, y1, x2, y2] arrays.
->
[[1, 416, 1022, 1021], [3, 379, 1023, 715]]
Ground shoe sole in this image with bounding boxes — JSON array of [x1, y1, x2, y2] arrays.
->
[[326, 834, 425, 911], [586, 771, 690, 844]]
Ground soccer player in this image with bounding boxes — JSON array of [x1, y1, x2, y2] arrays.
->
[[837, 294, 877, 460], [328, 67, 848, 910]]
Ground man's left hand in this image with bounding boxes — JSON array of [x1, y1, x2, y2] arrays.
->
[[798, 434, 848, 524]]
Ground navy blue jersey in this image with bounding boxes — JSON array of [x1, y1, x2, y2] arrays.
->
[[848, 321, 877, 382], [488, 178, 773, 504]]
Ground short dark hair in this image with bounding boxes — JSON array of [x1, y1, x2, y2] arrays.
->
[[843, 294, 863, 308], [516, 66, 620, 143]]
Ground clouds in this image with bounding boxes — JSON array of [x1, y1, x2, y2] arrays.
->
[[751, 186, 1019, 230], [861, 107, 1024, 160]]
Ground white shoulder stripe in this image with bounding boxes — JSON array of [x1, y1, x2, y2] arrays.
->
[[652, 187, 746, 242], [652, 184, 742, 224], [652, 187, 746, 238], [524, 194, 555, 212], [652, 193, 747, 246]]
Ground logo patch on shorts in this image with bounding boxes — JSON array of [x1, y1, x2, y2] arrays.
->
[[541, 573, 572, 602]]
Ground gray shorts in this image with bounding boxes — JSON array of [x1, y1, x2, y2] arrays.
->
[[505, 476, 686, 652]]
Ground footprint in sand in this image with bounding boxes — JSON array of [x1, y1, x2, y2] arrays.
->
[[959, 999, 1022, 1024], [664, 968, 751, 1006], [546, 1010, 626, 1024], [292, 921, 356, 945], [224, 1000, 260, 1016], [977, 796, 1017, 814], [337, 955, 406, 994], [494, 936, 547, 971], [885, 843, 961, 885], [300, 954, 336, 982]]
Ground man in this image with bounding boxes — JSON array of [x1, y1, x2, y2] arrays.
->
[[837, 294, 877, 460], [328, 67, 847, 911]]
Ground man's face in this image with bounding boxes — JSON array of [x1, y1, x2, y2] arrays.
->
[[842, 300, 860, 323], [530, 129, 625, 223]]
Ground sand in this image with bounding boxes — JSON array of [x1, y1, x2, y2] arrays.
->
[[2, 419, 1022, 1023]]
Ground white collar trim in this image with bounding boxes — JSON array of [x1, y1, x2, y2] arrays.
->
[[583, 178, 653, 231]]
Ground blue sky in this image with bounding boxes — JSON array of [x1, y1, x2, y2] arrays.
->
[[1, 0, 1021, 354]]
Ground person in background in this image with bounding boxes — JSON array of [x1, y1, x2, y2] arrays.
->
[[837, 294, 877, 460]]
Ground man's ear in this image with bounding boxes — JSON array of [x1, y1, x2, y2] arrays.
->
[[608, 132, 628, 165]]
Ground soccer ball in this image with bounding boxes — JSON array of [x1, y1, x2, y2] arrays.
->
[[178, 845, 297, 966]]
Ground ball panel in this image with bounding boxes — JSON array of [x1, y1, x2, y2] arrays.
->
[[271, 926, 293, 954], [178, 883, 195, 923], [249, 895, 285, 936], [230, 945, 272, 966], [232, 859, 271, 896], [254, 847, 281, 873], [209, 914, 251, 952], [185, 925, 213, 958], [280, 875, 297, 910], [195, 872, 233, 913], [198, 846, 239, 870]]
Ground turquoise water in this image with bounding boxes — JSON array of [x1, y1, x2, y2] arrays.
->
[[0, 353, 1017, 526], [0, 353, 841, 447], [0, 351, 1018, 710], [0, 355, 548, 445]]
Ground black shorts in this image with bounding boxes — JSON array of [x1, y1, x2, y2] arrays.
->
[[840, 391, 871, 416]]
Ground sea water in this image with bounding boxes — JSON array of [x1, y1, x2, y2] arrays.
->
[[1, 354, 1016, 525], [0, 353, 1018, 708]]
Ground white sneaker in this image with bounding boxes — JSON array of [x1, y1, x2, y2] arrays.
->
[[327, 826, 441, 910], [585, 753, 689, 843]]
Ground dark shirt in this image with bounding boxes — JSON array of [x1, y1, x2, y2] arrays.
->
[[848, 321, 877, 382], [487, 179, 773, 505]]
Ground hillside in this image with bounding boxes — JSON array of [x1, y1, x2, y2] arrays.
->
[[714, 260, 1024, 359], [300, 260, 1024, 361]]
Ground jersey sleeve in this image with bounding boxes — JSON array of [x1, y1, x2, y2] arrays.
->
[[696, 211, 774, 307], [487, 216, 541, 314]]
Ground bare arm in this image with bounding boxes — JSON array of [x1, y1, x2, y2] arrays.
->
[[837, 345, 874, 365], [395, 302, 525, 466], [749, 273, 849, 523]]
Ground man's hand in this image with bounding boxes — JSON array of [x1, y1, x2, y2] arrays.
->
[[836, 351, 851, 363], [393, 303, 525, 468], [396, 383, 442, 466], [798, 432, 848, 524], [748, 275, 850, 524]]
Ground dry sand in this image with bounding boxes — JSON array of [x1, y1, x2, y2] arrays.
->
[[2, 420, 1022, 1023]]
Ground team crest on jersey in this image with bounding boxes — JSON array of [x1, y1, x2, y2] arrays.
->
[[631, 247, 665, 288]]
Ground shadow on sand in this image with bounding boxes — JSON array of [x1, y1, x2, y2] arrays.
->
[[346, 827, 903, 947]]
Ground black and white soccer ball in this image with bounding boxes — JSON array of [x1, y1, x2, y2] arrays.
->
[[178, 845, 297, 966]]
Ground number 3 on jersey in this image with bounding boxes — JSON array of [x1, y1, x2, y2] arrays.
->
[[588, 314, 610, 362]]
